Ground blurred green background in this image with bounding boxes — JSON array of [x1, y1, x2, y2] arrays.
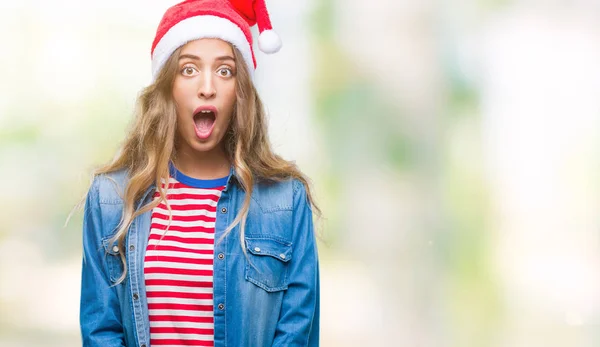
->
[[1, 0, 600, 346]]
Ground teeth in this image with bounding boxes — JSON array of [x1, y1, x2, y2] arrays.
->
[[201, 110, 211, 113]]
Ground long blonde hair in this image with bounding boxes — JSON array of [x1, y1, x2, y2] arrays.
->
[[94, 44, 320, 284]]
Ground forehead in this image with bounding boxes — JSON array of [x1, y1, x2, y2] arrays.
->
[[179, 38, 234, 59]]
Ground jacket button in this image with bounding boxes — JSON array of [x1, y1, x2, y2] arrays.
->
[[218, 303, 224, 310], [133, 293, 139, 300], [141, 344, 146, 347], [112, 245, 119, 253], [254, 247, 261, 253], [129, 245, 135, 251], [221, 207, 227, 213], [279, 253, 286, 259], [218, 253, 225, 260]]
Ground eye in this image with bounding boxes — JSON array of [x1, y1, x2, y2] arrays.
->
[[217, 67, 233, 78], [181, 66, 198, 76]]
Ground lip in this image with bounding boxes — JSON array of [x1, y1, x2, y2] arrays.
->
[[192, 105, 218, 140], [193, 105, 218, 118]]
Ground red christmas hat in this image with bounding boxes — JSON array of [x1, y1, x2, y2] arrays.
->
[[150, 0, 282, 81]]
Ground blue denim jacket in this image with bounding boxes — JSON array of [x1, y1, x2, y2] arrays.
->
[[80, 168, 320, 347]]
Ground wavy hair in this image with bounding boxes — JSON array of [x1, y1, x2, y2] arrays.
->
[[91, 44, 320, 284]]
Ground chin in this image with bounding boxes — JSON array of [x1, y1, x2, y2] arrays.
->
[[190, 141, 217, 153], [189, 135, 223, 154]]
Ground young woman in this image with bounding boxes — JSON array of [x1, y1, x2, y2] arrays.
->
[[79, 1, 320, 346]]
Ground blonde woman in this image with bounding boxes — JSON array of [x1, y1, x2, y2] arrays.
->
[[79, 1, 320, 346]]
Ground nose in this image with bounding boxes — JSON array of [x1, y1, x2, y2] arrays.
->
[[198, 70, 216, 99]]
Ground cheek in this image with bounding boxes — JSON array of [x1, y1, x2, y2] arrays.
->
[[172, 80, 196, 103], [174, 103, 186, 126], [173, 84, 190, 120], [224, 83, 237, 110], [172, 82, 183, 101]]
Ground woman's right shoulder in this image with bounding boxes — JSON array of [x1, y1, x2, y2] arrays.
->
[[88, 168, 129, 205]]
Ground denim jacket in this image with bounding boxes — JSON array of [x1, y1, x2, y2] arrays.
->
[[79, 168, 320, 347]]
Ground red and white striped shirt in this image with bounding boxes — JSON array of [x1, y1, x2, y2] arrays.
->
[[144, 171, 227, 347]]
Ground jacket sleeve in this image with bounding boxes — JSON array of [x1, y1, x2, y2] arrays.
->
[[272, 180, 320, 347], [80, 178, 126, 347]]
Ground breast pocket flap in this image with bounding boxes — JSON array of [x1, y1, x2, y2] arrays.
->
[[101, 236, 122, 283], [245, 237, 292, 292], [246, 238, 292, 262]]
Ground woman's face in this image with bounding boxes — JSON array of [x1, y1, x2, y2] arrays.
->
[[172, 38, 237, 157]]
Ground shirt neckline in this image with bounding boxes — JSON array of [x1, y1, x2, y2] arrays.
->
[[169, 162, 228, 189]]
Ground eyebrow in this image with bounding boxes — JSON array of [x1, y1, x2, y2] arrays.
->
[[178, 54, 235, 62]]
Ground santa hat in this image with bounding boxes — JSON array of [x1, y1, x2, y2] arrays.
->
[[150, 0, 282, 81]]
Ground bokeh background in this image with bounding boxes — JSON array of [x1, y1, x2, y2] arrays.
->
[[1, 0, 600, 346]]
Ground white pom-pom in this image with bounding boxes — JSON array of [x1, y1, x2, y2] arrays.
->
[[258, 30, 282, 54]]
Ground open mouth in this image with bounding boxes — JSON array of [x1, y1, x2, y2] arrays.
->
[[193, 108, 217, 139]]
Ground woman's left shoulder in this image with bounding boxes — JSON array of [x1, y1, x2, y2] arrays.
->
[[252, 178, 307, 212]]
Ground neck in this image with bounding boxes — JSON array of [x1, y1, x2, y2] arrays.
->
[[173, 145, 231, 180]]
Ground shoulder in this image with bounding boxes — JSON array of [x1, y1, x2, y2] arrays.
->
[[246, 178, 313, 243], [250, 178, 308, 213], [83, 169, 128, 241], [89, 168, 129, 205]]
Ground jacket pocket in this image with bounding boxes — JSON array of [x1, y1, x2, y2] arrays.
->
[[244, 237, 292, 292], [102, 236, 124, 283]]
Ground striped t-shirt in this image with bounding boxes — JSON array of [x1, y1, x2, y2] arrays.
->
[[144, 168, 227, 347]]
